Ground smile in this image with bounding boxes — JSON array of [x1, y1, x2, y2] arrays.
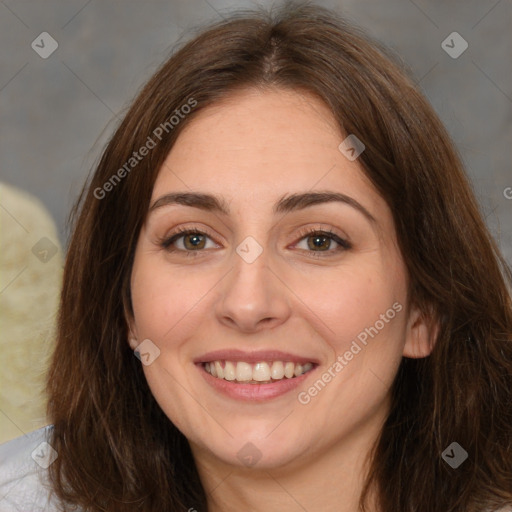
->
[[195, 349, 320, 400], [204, 360, 315, 383]]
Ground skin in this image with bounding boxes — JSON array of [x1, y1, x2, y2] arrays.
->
[[128, 87, 437, 512]]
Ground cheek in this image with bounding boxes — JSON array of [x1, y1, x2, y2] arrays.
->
[[303, 268, 402, 338], [296, 270, 406, 411], [130, 258, 211, 339], [293, 260, 407, 387]]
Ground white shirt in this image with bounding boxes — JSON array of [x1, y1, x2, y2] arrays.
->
[[0, 425, 71, 511], [1, 426, 511, 511]]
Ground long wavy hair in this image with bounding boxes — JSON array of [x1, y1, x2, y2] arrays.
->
[[46, 2, 512, 511]]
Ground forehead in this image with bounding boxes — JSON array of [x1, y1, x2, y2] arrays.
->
[[152, 87, 384, 216]]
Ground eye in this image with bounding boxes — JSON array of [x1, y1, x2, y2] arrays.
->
[[293, 226, 351, 257], [160, 227, 218, 256], [159, 225, 352, 258]]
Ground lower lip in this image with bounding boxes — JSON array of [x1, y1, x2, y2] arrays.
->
[[196, 363, 317, 401]]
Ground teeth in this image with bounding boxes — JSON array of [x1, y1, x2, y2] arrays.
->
[[253, 362, 270, 381], [203, 360, 315, 382], [235, 362, 252, 382], [284, 362, 295, 378], [214, 361, 224, 379], [224, 361, 236, 381], [271, 361, 284, 379]]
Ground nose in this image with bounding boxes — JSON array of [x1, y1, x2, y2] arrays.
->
[[215, 242, 292, 333]]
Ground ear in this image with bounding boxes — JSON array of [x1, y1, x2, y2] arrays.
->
[[402, 304, 439, 358], [124, 303, 139, 351], [127, 330, 139, 351]]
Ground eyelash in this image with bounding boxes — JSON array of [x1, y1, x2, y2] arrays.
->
[[159, 225, 352, 259]]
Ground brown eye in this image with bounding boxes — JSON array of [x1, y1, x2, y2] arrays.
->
[[307, 233, 332, 251], [294, 228, 351, 257], [161, 228, 217, 254], [181, 233, 207, 250]]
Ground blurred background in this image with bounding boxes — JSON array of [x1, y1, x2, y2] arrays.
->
[[0, 0, 511, 443]]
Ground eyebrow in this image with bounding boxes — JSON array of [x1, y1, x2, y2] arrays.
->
[[149, 190, 377, 225]]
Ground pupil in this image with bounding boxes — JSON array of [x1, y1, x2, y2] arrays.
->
[[186, 234, 204, 249], [310, 235, 329, 251]]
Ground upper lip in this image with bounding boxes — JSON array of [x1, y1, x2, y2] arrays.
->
[[194, 349, 320, 365]]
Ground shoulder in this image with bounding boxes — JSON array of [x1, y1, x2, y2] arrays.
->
[[0, 425, 68, 511]]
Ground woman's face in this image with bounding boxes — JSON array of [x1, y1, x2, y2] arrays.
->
[[129, 87, 431, 471]]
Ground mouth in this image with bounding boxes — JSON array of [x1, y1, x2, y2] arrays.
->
[[201, 360, 316, 384], [194, 350, 319, 401]]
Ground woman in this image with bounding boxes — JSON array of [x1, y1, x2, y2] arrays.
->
[[1, 2, 511, 511]]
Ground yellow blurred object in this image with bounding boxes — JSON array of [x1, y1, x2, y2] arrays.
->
[[0, 182, 63, 443]]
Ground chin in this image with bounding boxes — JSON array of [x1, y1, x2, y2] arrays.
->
[[198, 426, 309, 470]]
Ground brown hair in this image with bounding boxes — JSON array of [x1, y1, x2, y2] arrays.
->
[[46, 1, 512, 510]]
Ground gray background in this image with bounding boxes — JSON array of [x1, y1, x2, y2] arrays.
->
[[1, 0, 511, 254]]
